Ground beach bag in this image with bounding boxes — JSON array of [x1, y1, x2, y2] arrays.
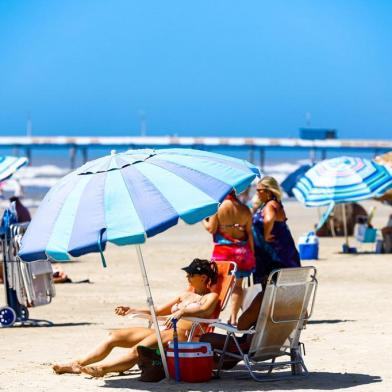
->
[[137, 346, 165, 382]]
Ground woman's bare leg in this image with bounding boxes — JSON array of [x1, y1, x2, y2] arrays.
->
[[230, 278, 243, 324], [81, 328, 175, 377], [52, 327, 154, 375]]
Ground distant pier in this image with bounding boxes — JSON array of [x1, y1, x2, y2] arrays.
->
[[0, 136, 391, 169]]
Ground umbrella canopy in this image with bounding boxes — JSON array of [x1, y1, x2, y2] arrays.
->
[[281, 163, 313, 197], [19, 148, 260, 262], [18, 147, 260, 379], [293, 156, 392, 207], [0, 156, 28, 183]]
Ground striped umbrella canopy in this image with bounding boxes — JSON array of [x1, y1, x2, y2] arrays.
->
[[19, 148, 260, 262], [293, 156, 392, 207], [281, 163, 313, 197], [0, 156, 28, 183]]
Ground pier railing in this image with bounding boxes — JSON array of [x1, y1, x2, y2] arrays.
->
[[0, 136, 391, 168]]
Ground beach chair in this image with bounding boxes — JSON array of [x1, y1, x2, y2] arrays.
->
[[211, 266, 317, 382], [0, 222, 54, 327]]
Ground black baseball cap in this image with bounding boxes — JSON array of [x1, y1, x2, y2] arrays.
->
[[182, 259, 210, 276]]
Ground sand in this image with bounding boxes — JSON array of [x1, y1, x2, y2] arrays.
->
[[0, 200, 391, 391]]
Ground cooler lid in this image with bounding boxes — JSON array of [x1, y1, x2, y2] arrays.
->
[[167, 341, 212, 357]]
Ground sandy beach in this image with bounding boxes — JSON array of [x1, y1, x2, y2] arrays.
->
[[1, 200, 391, 392]]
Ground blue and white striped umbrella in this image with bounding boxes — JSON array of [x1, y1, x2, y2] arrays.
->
[[18, 148, 260, 378], [0, 156, 28, 182], [19, 148, 260, 262], [293, 156, 392, 207]]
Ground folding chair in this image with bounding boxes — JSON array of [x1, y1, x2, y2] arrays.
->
[[212, 266, 317, 381]]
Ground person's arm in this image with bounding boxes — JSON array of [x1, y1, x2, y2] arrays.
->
[[165, 292, 219, 327], [203, 213, 219, 234], [246, 210, 254, 254], [263, 203, 277, 242], [115, 295, 181, 317], [155, 296, 182, 316], [237, 292, 263, 330]]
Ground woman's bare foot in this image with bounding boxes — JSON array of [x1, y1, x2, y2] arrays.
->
[[52, 362, 81, 375], [80, 365, 106, 378]]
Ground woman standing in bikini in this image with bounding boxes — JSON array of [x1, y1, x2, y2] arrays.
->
[[52, 259, 218, 377], [203, 191, 255, 325]]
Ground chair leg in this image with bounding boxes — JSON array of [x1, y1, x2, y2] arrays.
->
[[242, 354, 257, 379], [267, 358, 275, 374], [216, 333, 232, 378], [290, 348, 307, 375], [243, 355, 292, 382]]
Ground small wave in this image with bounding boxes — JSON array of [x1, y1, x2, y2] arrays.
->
[[14, 165, 70, 178]]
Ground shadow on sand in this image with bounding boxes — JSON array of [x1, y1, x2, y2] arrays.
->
[[101, 370, 382, 391], [11, 321, 95, 328], [308, 319, 355, 325]]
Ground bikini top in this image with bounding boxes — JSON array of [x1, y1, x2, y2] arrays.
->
[[171, 297, 203, 313], [214, 222, 248, 246]]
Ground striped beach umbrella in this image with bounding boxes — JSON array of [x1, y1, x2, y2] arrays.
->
[[293, 156, 392, 207], [0, 156, 28, 182], [293, 156, 392, 248], [19, 148, 260, 261], [18, 148, 260, 377]]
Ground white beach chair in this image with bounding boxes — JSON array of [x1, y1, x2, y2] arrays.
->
[[212, 266, 317, 382], [11, 224, 56, 307]]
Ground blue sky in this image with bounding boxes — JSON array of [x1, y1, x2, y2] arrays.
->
[[0, 0, 391, 139]]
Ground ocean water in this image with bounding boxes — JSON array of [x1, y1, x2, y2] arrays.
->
[[0, 144, 379, 208]]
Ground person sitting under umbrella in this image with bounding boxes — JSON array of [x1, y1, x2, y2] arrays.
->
[[52, 258, 219, 377]]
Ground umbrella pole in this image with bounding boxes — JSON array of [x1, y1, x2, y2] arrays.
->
[[135, 245, 170, 379], [342, 203, 349, 247]]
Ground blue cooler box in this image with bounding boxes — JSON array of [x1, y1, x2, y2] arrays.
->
[[298, 232, 319, 260], [354, 224, 377, 243]]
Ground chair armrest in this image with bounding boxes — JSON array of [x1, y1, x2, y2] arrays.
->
[[211, 321, 255, 335], [182, 317, 221, 324], [183, 317, 222, 342]]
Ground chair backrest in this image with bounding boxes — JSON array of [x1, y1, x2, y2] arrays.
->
[[248, 266, 317, 361], [209, 261, 237, 318]]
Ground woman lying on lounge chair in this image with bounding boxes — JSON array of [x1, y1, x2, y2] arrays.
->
[[52, 259, 218, 377]]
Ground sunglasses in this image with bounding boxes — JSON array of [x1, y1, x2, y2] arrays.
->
[[186, 272, 205, 278]]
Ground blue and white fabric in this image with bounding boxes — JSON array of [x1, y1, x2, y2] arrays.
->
[[293, 156, 392, 207], [19, 148, 261, 262], [0, 156, 28, 182]]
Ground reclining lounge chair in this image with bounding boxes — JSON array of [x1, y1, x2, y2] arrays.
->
[[212, 266, 317, 381]]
